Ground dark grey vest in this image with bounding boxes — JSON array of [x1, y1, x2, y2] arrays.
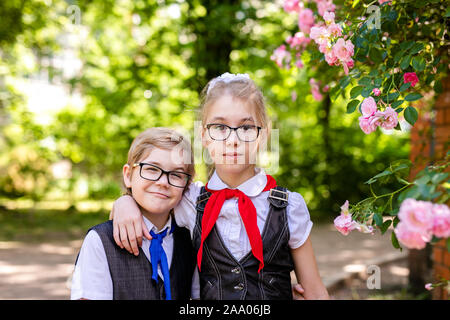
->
[[80, 219, 195, 300], [192, 186, 294, 300]]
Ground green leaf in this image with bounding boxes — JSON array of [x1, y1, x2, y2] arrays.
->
[[434, 80, 443, 94], [400, 55, 411, 70], [373, 212, 383, 227], [409, 43, 424, 55], [431, 172, 449, 184], [411, 56, 426, 72], [404, 106, 418, 126], [380, 219, 392, 235], [391, 231, 402, 250], [399, 82, 411, 92], [361, 86, 374, 98], [391, 100, 404, 108], [359, 77, 372, 86], [350, 86, 364, 99], [365, 169, 392, 184], [447, 238, 450, 252], [346, 99, 360, 114], [369, 47, 383, 63], [374, 77, 383, 87], [404, 93, 423, 101], [393, 51, 403, 64], [400, 41, 414, 51], [340, 76, 351, 89], [445, 7, 450, 18]]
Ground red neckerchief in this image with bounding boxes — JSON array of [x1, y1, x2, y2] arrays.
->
[[197, 174, 277, 273]]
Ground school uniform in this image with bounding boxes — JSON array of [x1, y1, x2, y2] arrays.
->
[[174, 167, 313, 300], [71, 215, 196, 300]]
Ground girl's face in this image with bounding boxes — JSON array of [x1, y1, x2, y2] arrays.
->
[[123, 148, 187, 216], [202, 94, 265, 174]]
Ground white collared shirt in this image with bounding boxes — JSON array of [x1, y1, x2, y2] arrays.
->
[[175, 167, 313, 261], [71, 215, 198, 300]]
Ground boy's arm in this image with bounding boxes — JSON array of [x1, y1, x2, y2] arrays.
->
[[109, 195, 151, 256], [290, 236, 330, 300]]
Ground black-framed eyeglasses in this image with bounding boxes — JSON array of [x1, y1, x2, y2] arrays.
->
[[206, 123, 262, 142], [132, 163, 191, 188]]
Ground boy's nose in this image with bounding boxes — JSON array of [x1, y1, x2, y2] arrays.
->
[[155, 173, 170, 187]]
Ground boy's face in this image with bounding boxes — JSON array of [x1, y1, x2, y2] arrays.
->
[[123, 148, 187, 216], [202, 94, 266, 174]]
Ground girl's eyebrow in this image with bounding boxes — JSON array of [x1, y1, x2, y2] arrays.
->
[[209, 116, 255, 123]]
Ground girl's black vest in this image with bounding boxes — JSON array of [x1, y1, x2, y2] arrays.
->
[[78, 219, 195, 300], [192, 186, 294, 300]]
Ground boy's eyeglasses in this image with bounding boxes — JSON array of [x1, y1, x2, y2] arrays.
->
[[132, 163, 191, 188], [206, 123, 262, 142]]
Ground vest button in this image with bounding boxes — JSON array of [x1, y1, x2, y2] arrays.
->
[[231, 267, 241, 274], [234, 283, 244, 290]]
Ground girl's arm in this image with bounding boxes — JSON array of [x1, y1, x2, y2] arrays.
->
[[109, 181, 202, 255], [109, 195, 150, 256], [291, 236, 330, 300]]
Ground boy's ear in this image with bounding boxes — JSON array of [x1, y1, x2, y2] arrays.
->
[[123, 164, 132, 188]]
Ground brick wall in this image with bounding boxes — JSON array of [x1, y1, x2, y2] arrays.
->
[[410, 75, 450, 300]]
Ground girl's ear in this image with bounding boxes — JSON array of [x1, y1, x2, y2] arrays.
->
[[200, 125, 208, 148], [123, 164, 132, 188]]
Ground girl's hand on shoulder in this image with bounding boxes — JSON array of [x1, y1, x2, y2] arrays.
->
[[110, 195, 151, 256]]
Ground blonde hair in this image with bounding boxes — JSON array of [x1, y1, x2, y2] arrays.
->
[[200, 75, 270, 130], [199, 74, 272, 179], [122, 127, 195, 196]]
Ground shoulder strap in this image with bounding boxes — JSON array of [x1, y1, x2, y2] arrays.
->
[[195, 186, 211, 212], [267, 186, 289, 209]]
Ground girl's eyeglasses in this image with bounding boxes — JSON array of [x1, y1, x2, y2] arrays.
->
[[206, 123, 261, 142], [132, 163, 191, 188]]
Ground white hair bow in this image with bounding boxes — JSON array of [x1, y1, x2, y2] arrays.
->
[[207, 72, 250, 94]]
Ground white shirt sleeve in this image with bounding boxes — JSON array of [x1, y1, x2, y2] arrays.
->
[[70, 230, 113, 300], [286, 191, 314, 249], [174, 180, 203, 235]]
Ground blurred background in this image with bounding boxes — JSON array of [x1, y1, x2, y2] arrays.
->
[[0, 0, 441, 300]]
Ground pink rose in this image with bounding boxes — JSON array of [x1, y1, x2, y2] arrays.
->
[[270, 45, 291, 69], [425, 283, 433, 291], [298, 8, 315, 34], [403, 72, 419, 87], [309, 78, 324, 101], [324, 49, 338, 65], [378, 0, 392, 5], [379, 106, 398, 130], [327, 23, 342, 37], [317, 0, 336, 16], [323, 11, 335, 24], [359, 115, 378, 134], [332, 38, 354, 62], [310, 26, 329, 46], [372, 88, 381, 96], [361, 97, 377, 116], [432, 204, 450, 238], [295, 59, 304, 68], [283, 0, 300, 13], [288, 32, 310, 49], [398, 198, 434, 233], [334, 214, 357, 236], [395, 221, 431, 250]]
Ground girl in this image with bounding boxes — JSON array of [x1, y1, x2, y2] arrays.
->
[[111, 73, 329, 300], [71, 127, 197, 300]]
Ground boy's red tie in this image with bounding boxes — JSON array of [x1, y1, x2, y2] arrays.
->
[[197, 175, 277, 273]]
